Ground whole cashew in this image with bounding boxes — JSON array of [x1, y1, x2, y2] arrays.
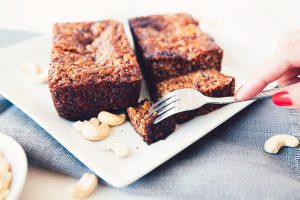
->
[[0, 170, 12, 189], [81, 123, 110, 141], [21, 63, 49, 84], [97, 111, 126, 126], [0, 152, 12, 200], [67, 173, 98, 198], [72, 118, 100, 132], [264, 134, 299, 154], [0, 157, 10, 172], [100, 142, 130, 158], [32, 70, 48, 84], [0, 189, 9, 200], [89, 118, 100, 126], [20, 63, 42, 74]]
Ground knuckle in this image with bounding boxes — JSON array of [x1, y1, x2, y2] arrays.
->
[[97, 111, 126, 126], [264, 134, 299, 154], [68, 173, 98, 198]]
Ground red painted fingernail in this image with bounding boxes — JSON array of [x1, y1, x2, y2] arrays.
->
[[272, 91, 292, 106]]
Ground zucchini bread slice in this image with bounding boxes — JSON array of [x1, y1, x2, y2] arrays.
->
[[129, 13, 223, 86], [153, 69, 235, 123], [127, 100, 176, 144], [49, 20, 142, 121]]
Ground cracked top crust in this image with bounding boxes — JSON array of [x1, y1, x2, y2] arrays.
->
[[49, 20, 141, 88], [129, 13, 222, 60]]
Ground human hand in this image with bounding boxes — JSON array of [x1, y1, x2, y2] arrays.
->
[[235, 29, 300, 109]]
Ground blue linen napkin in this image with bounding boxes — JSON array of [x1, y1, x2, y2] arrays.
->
[[0, 30, 299, 199]]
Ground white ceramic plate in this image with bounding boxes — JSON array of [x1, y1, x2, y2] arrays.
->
[[0, 133, 28, 199], [0, 26, 263, 187]]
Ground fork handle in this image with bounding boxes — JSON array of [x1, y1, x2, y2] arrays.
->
[[207, 86, 282, 104], [248, 87, 282, 100]]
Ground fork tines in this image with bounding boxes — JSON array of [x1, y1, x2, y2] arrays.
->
[[148, 91, 179, 124]]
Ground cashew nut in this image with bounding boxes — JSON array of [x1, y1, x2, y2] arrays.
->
[[72, 121, 85, 132], [0, 170, 12, 189], [72, 117, 108, 141], [97, 111, 126, 126], [20, 63, 42, 74], [89, 118, 100, 126], [0, 189, 9, 200], [72, 118, 100, 132], [0, 152, 12, 200], [32, 69, 48, 84], [81, 123, 110, 141], [21, 63, 49, 84], [100, 142, 130, 158], [67, 173, 98, 199], [0, 157, 10, 172], [264, 134, 299, 154]]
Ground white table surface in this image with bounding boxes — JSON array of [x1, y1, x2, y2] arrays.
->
[[0, 0, 299, 199]]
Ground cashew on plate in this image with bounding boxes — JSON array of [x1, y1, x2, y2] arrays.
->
[[97, 111, 126, 126], [100, 142, 130, 158]]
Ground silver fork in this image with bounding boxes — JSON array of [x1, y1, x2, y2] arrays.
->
[[149, 87, 281, 124]]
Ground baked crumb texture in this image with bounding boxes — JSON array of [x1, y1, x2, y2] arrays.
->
[[127, 100, 176, 144], [129, 13, 223, 85], [49, 20, 142, 121], [129, 13, 235, 124], [154, 69, 235, 123]]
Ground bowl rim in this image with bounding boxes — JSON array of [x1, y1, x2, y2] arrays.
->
[[0, 133, 28, 200]]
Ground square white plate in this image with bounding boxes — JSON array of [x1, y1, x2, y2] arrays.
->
[[0, 26, 262, 187]]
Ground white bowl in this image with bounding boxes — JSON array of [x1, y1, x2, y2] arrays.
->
[[0, 133, 28, 200]]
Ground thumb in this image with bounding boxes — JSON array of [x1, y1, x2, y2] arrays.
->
[[272, 82, 300, 109]]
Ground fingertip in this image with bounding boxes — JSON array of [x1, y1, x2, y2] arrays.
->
[[235, 84, 253, 101], [234, 85, 244, 99], [234, 91, 247, 101], [235, 85, 244, 95]]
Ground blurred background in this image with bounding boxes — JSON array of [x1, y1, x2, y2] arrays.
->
[[2, 0, 300, 75], [1, 0, 299, 34], [3, 0, 299, 76]]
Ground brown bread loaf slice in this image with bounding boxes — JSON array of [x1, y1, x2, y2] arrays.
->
[[49, 20, 142, 121], [129, 13, 223, 87], [127, 100, 176, 144], [153, 69, 235, 123]]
